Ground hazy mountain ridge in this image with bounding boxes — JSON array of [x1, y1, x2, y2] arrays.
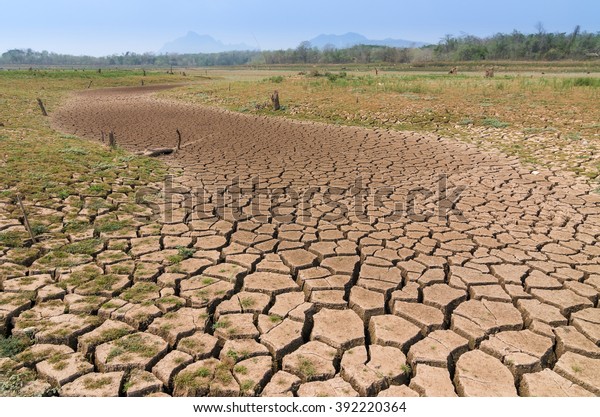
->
[[159, 31, 254, 54], [308, 32, 427, 49], [159, 31, 427, 53]]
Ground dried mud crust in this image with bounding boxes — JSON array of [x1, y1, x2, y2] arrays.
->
[[1, 85, 599, 397]]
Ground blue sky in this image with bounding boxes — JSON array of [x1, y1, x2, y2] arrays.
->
[[1, 0, 598, 56]]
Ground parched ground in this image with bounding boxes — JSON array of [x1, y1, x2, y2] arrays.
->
[[2, 85, 599, 397]]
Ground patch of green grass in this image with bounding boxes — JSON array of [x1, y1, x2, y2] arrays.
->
[[57, 265, 102, 289], [37, 250, 88, 268], [175, 366, 211, 389], [0, 335, 32, 358], [61, 238, 103, 255], [482, 118, 510, 128], [225, 349, 240, 362], [400, 363, 412, 375], [0, 230, 28, 248], [265, 76, 284, 83], [120, 282, 159, 303], [214, 362, 233, 384], [30, 223, 49, 236], [239, 380, 255, 392], [167, 246, 196, 264], [94, 219, 130, 233], [202, 277, 216, 285], [82, 376, 113, 390], [457, 118, 474, 126], [0, 371, 36, 395], [63, 220, 91, 234], [566, 132, 583, 141], [90, 327, 132, 345], [233, 365, 248, 375], [239, 297, 255, 308], [268, 315, 282, 323], [563, 77, 600, 88], [6, 247, 39, 265], [157, 296, 185, 308], [47, 352, 70, 370], [60, 146, 89, 156], [76, 274, 122, 294], [297, 356, 316, 378], [87, 184, 110, 195], [212, 317, 231, 330], [106, 333, 158, 362]]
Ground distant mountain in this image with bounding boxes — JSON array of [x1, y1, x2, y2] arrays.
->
[[308, 32, 426, 49], [159, 31, 254, 54]]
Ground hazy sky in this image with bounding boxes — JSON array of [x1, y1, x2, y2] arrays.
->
[[1, 0, 598, 56]]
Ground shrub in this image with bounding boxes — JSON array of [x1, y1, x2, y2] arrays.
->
[[482, 118, 510, 128]]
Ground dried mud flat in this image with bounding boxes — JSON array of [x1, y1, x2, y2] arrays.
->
[[2, 85, 599, 397]]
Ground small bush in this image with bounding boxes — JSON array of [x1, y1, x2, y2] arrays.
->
[[482, 118, 510, 128], [0, 335, 32, 358], [572, 78, 600, 88]]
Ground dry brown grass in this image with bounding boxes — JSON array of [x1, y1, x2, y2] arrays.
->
[[165, 67, 600, 184]]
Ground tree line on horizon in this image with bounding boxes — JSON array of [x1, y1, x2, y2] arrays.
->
[[1, 27, 599, 67]]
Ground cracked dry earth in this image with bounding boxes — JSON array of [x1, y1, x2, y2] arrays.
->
[[2, 85, 600, 397]]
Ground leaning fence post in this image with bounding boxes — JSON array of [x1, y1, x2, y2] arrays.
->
[[37, 98, 48, 116], [16, 194, 36, 243], [176, 129, 182, 151]]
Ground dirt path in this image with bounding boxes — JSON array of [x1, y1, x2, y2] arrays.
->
[[29, 86, 600, 396]]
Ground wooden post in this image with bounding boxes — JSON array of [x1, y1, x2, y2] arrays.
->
[[108, 131, 117, 149], [98, 68, 101, 74], [37, 98, 48, 116], [16, 194, 36, 243], [101, 130, 105, 143], [87, 80, 93, 88], [176, 129, 182, 151], [271, 90, 281, 111], [141, 79, 144, 86], [143, 69, 146, 76]]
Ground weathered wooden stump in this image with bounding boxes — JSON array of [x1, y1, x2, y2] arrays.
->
[[449, 67, 458, 75], [108, 131, 117, 149], [485, 67, 494, 78], [271, 90, 281, 111]]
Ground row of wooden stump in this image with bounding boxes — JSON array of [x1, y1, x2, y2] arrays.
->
[[449, 66, 495, 77]]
